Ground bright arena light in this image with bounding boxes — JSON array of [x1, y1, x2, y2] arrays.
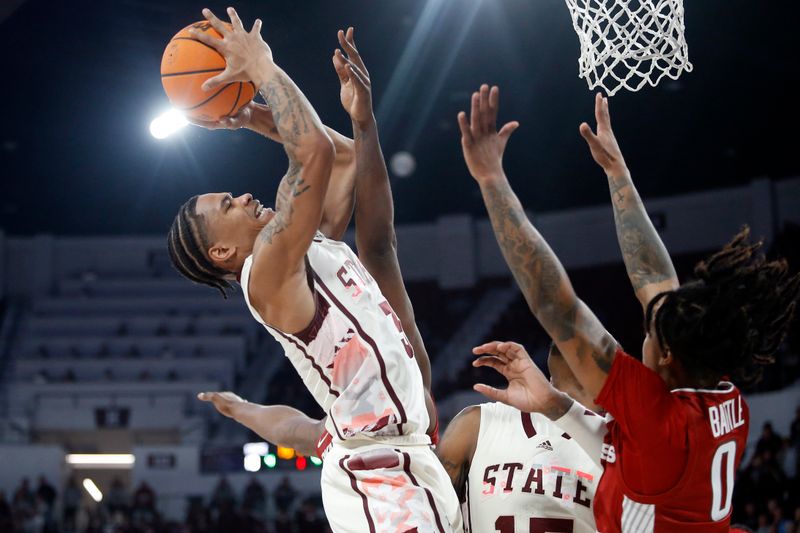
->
[[149, 109, 189, 139], [243, 442, 269, 456], [66, 454, 135, 468], [390, 151, 416, 178], [264, 454, 277, 468], [82, 478, 103, 502], [243, 453, 262, 473]]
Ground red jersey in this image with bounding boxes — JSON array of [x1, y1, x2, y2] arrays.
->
[[593, 351, 749, 532]]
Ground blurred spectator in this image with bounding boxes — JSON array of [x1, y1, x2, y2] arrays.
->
[[13, 478, 35, 515], [274, 476, 297, 513], [127, 344, 140, 357], [792, 408, 800, 446], [757, 422, 784, 457], [62, 476, 81, 531], [156, 322, 169, 336], [185, 497, 211, 532], [167, 369, 178, 381], [138, 369, 151, 382], [242, 477, 267, 519], [275, 510, 293, 533], [106, 477, 128, 515], [130, 481, 158, 529], [103, 368, 115, 381], [0, 491, 12, 532], [36, 475, 57, 530], [36, 476, 56, 510], [295, 497, 326, 533], [69, 345, 81, 358], [33, 369, 50, 385], [210, 476, 236, 511], [62, 369, 76, 383], [36, 344, 49, 358], [98, 342, 110, 358]]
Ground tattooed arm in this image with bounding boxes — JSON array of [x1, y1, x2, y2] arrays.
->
[[435, 406, 480, 502], [458, 85, 616, 398], [198, 392, 324, 457], [191, 8, 334, 332], [579, 93, 679, 309]]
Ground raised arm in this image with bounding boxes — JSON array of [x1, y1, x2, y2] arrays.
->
[[198, 392, 323, 457], [331, 28, 432, 392], [579, 93, 679, 310], [458, 85, 616, 398], [192, 8, 334, 328]]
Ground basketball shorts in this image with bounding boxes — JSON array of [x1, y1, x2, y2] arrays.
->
[[321, 441, 463, 533]]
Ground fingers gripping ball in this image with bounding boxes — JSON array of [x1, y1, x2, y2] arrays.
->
[[161, 21, 256, 121]]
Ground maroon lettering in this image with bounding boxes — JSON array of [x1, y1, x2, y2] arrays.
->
[[484, 464, 500, 489], [378, 300, 414, 358], [574, 479, 591, 508], [521, 468, 545, 495], [337, 266, 362, 296], [495, 516, 514, 533], [495, 516, 575, 533], [552, 472, 564, 499], [530, 517, 574, 533], [502, 463, 524, 492]]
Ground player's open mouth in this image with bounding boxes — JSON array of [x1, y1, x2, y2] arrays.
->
[[254, 201, 273, 220]]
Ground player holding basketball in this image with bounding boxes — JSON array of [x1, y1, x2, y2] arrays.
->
[[167, 10, 460, 532], [458, 87, 800, 531], [198, 27, 606, 532]]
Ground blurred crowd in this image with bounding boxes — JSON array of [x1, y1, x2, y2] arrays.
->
[[732, 410, 800, 533], [0, 475, 329, 533]]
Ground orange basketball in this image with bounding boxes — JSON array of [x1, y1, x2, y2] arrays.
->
[[161, 21, 256, 122]]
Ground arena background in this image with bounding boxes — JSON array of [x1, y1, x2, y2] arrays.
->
[[0, 0, 798, 531]]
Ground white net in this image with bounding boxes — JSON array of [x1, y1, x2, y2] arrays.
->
[[564, 0, 693, 96]]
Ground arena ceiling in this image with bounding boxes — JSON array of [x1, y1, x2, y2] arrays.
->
[[1, 0, 797, 235]]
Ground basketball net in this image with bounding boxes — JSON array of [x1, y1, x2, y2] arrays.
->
[[564, 0, 693, 96]]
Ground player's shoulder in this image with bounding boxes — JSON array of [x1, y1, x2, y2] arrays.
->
[[479, 401, 523, 423], [671, 381, 746, 409]]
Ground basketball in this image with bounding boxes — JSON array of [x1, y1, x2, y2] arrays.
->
[[161, 21, 256, 122]]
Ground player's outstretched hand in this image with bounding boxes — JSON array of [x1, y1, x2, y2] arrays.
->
[[197, 391, 247, 419], [189, 7, 272, 91], [457, 85, 519, 184], [579, 93, 628, 177], [332, 27, 373, 127], [472, 341, 564, 415]]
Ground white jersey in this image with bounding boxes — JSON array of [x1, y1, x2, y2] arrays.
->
[[466, 403, 601, 533], [240, 233, 430, 446]]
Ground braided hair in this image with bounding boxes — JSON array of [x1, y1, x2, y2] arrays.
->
[[645, 226, 800, 385], [167, 196, 234, 298]]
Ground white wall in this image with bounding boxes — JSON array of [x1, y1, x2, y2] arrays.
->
[[0, 444, 65, 494]]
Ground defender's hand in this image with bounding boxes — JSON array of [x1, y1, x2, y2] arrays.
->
[[189, 7, 272, 91], [458, 85, 519, 184], [472, 341, 563, 414], [579, 93, 628, 177], [332, 27, 373, 127], [188, 101, 261, 130], [197, 391, 246, 419]]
